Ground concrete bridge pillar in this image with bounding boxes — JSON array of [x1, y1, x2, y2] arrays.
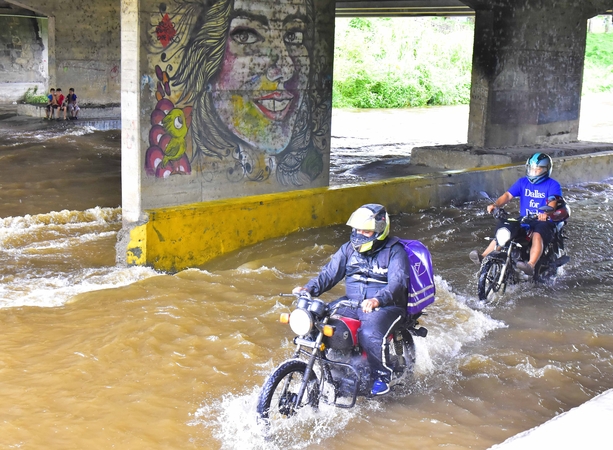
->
[[46, 16, 56, 92], [465, 0, 608, 148], [116, 0, 336, 269]]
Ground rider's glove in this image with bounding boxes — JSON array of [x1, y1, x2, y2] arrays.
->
[[492, 207, 508, 221]]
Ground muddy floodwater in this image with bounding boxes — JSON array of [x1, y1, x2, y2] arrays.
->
[[0, 94, 613, 449]]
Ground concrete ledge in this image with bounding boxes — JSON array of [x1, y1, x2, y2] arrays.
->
[[129, 151, 613, 272], [411, 142, 613, 170], [411, 145, 513, 169], [490, 389, 613, 449], [16, 103, 120, 119]]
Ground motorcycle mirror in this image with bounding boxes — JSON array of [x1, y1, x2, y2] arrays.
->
[[479, 191, 494, 202]]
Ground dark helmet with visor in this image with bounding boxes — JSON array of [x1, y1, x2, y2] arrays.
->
[[346, 203, 390, 254], [526, 152, 553, 184]]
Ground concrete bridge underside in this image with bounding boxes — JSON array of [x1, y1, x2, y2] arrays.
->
[[1, 0, 613, 271]]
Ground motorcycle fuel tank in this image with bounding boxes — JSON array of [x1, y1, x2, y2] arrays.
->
[[324, 317, 360, 350]]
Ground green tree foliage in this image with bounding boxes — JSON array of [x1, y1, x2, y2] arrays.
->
[[333, 17, 613, 108], [333, 17, 474, 108]]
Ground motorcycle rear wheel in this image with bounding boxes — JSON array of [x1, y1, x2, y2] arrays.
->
[[392, 332, 415, 377], [256, 359, 320, 422], [478, 258, 504, 301]]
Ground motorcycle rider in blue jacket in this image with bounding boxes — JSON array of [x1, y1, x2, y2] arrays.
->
[[293, 203, 410, 396], [469, 152, 562, 275]]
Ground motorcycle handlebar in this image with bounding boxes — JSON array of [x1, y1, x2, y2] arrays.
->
[[281, 292, 360, 311], [491, 209, 542, 223], [281, 291, 312, 300], [333, 299, 360, 309], [491, 207, 508, 220]]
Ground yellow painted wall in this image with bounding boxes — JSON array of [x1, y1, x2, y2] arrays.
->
[[134, 152, 613, 272], [139, 165, 519, 272]]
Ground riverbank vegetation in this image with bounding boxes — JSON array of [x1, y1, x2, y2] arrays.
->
[[333, 17, 613, 108], [23, 86, 48, 104], [584, 32, 613, 93]]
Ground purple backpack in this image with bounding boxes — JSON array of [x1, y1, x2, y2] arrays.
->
[[347, 237, 436, 314], [395, 239, 436, 314]]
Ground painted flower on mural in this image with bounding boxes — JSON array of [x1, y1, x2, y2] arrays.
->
[[145, 65, 192, 178], [154, 65, 171, 102], [155, 13, 177, 48]]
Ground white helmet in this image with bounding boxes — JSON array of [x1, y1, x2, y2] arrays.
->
[[346, 204, 390, 253]]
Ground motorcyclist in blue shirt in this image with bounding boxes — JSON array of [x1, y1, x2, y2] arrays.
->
[[292, 204, 410, 396], [469, 152, 562, 276]]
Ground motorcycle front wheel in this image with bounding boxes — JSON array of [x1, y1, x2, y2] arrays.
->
[[478, 258, 505, 301], [256, 359, 320, 422]]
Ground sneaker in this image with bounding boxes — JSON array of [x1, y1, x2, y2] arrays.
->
[[469, 250, 483, 266], [371, 378, 390, 396], [516, 261, 535, 276]]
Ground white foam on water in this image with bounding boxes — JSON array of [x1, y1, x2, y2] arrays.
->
[[0, 206, 120, 239], [28, 125, 96, 141], [0, 207, 160, 308], [0, 265, 159, 308], [55, 125, 97, 137], [191, 386, 377, 450], [4, 230, 117, 254], [235, 265, 282, 276], [515, 358, 562, 378], [413, 276, 506, 375]]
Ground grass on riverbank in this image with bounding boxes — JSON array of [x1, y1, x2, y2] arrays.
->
[[333, 17, 613, 108], [584, 33, 613, 93]]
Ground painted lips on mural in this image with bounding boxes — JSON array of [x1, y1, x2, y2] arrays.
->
[[254, 91, 295, 120]]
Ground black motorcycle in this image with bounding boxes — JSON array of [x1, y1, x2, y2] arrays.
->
[[477, 192, 570, 301], [256, 292, 428, 425]]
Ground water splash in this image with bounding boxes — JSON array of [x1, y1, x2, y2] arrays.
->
[[414, 276, 506, 375], [0, 206, 160, 308], [191, 387, 375, 450], [190, 274, 505, 448]]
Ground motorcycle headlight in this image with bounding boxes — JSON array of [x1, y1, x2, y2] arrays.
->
[[495, 227, 511, 247], [289, 308, 313, 336]]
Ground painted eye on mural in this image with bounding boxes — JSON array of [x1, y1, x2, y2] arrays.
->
[[284, 30, 304, 46], [174, 115, 183, 130], [231, 27, 262, 45]]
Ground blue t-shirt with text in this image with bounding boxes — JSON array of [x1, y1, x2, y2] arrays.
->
[[507, 177, 562, 216]]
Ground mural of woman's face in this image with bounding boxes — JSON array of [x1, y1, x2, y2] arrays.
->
[[211, 0, 311, 154]]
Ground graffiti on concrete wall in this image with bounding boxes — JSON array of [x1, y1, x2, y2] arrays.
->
[[145, 0, 329, 189]]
